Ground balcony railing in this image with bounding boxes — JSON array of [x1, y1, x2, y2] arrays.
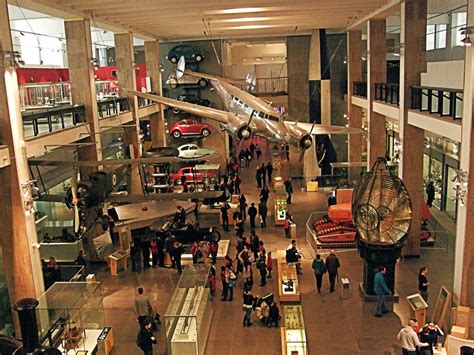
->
[[138, 91, 157, 108], [352, 81, 367, 97], [22, 104, 86, 137], [375, 83, 399, 105], [97, 96, 130, 118], [411, 86, 463, 120]]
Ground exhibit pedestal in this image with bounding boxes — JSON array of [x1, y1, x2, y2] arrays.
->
[[407, 293, 428, 326]]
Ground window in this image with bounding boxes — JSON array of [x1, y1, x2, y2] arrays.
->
[[426, 24, 447, 50], [452, 12, 467, 46]]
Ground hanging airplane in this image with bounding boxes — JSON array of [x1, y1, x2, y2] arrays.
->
[[129, 56, 363, 158]]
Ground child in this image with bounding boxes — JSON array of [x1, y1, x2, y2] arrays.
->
[[266, 251, 273, 279]]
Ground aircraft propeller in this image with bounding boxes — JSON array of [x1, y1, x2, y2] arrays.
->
[[70, 167, 81, 234]]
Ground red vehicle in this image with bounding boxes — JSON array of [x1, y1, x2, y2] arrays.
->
[[170, 166, 217, 184], [169, 118, 213, 138]]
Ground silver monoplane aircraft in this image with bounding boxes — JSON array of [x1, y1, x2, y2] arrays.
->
[[130, 57, 362, 156]]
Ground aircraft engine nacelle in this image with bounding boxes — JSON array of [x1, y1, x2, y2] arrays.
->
[[287, 123, 313, 151], [299, 133, 313, 150], [220, 115, 253, 141]]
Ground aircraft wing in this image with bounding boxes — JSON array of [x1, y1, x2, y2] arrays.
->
[[129, 90, 231, 124], [284, 121, 364, 135], [106, 191, 223, 203]]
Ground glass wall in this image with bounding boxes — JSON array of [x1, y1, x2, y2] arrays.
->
[[423, 133, 460, 219]]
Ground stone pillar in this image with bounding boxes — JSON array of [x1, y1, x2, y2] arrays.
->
[[115, 32, 141, 194], [144, 40, 166, 147], [64, 19, 102, 177], [454, 1, 474, 306], [399, 0, 427, 257], [347, 30, 364, 181], [309, 29, 331, 126], [0, 0, 44, 333], [287, 35, 310, 123], [367, 20, 387, 166]]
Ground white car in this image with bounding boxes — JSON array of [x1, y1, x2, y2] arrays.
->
[[166, 72, 208, 89], [177, 144, 214, 159]]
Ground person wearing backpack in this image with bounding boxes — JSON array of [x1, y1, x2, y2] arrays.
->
[[136, 318, 157, 355], [311, 254, 326, 293], [225, 266, 236, 301], [257, 254, 267, 286]]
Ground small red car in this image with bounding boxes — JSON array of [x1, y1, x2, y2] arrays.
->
[[170, 167, 217, 184], [169, 118, 213, 138]]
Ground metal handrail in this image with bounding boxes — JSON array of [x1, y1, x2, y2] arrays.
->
[[352, 81, 367, 98], [375, 83, 399, 105], [411, 85, 463, 120]]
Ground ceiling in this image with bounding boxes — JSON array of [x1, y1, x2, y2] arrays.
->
[[10, 0, 392, 40]]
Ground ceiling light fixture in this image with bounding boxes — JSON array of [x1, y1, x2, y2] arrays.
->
[[212, 7, 267, 14], [228, 24, 273, 30]]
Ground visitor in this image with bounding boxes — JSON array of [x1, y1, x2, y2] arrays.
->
[[426, 181, 435, 208], [419, 322, 444, 355], [172, 241, 184, 274], [260, 163, 267, 185], [225, 266, 236, 301], [134, 287, 153, 328], [164, 233, 175, 268], [325, 250, 340, 293], [74, 250, 87, 273], [284, 177, 293, 204], [242, 287, 254, 327], [220, 266, 228, 301], [141, 238, 151, 269], [266, 251, 273, 279], [256, 144, 262, 159], [258, 199, 267, 228], [249, 142, 256, 158], [131, 240, 141, 272], [250, 231, 260, 262], [285, 241, 302, 274], [242, 261, 253, 289], [208, 265, 217, 298], [238, 193, 247, 220], [234, 173, 241, 195], [256, 167, 262, 188], [327, 192, 337, 208], [150, 238, 159, 268], [285, 145, 290, 161], [258, 240, 266, 257], [221, 201, 230, 232], [374, 266, 392, 317], [136, 318, 157, 355], [257, 254, 267, 286], [248, 202, 258, 231], [210, 241, 218, 264], [418, 266, 430, 302], [311, 254, 327, 293], [284, 215, 293, 239], [397, 319, 429, 355], [235, 213, 244, 238], [266, 162, 273, 181], [268, 301, 280, 327], [260, 185, 270, 204]]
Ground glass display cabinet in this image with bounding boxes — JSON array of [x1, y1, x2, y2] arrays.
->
[[274, 191, 287, 225], [164, 265, 213, 355], [281, 305, 308, 355], [95, 80, 119, 98], [36, 282, 108, 354], [19, 82, 71, 109], [278, 263, 300, 302]]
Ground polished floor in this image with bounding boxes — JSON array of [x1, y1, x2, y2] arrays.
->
[[94, 140, 455, 355]]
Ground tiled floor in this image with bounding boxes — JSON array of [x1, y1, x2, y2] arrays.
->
[[93, 139, 455, 354]]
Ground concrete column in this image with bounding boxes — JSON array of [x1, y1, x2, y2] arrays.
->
[[115, 32, 141, 194], [144, 40, 166, 147], [367, 20, 387, 166], [64, 19, 102, 177], [0, 0, 44, 332], [347, 30, 364, 177], [454, 1, 474, 306], [399, 0, 427, 257]]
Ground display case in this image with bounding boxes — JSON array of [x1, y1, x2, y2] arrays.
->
[[36, 282, 108, 354], [95, 80, 119, 97], [281, 305, 308, 355], [274, 191, 287, 225], [164, 265, 214, 355], [19, 82, 71, 109], [278, 263, 301, 302]]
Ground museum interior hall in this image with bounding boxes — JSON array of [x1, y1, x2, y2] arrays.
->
[[0, 0, 474, 354]]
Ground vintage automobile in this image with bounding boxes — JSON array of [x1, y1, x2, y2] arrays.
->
[[161, 221, 221, 244], [166, 71, 208, 89], [170, 166, 217, 184], [177, 143, 215, 159], [169, 118, 213, 138], [173, 94, 211, 113], [166, 44, 205, 64]]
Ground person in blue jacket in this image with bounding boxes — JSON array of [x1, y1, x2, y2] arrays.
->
[[374, 266, 392, 317]]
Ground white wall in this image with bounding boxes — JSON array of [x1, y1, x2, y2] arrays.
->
[[420, 60, 465, 89]]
